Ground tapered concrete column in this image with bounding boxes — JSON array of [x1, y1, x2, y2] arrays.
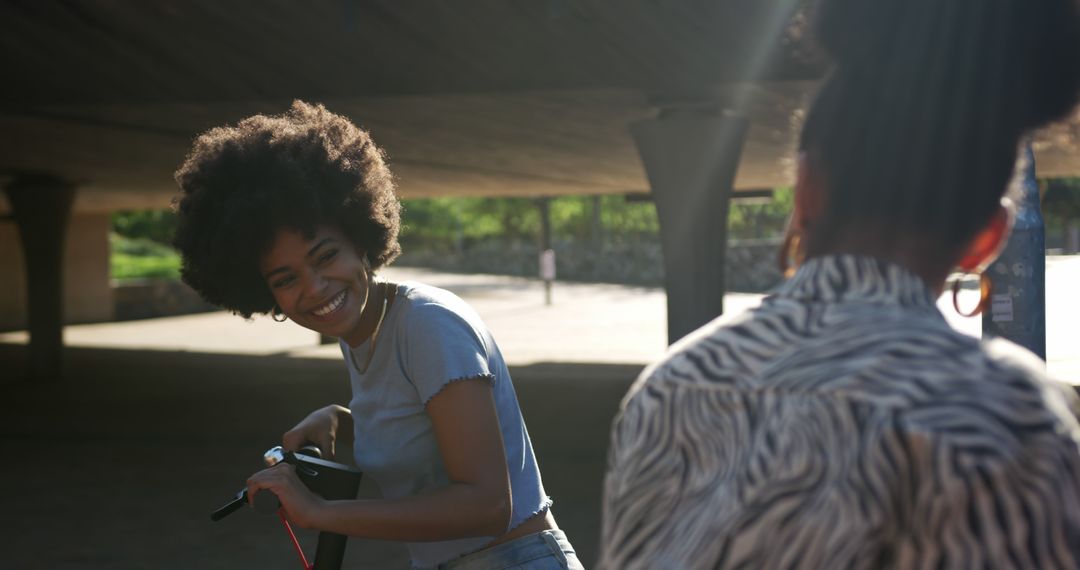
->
[[4, 174, 76, 381], [631, 108, 749, 345]]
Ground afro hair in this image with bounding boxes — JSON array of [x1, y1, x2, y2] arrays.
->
[[172, 100, 402, 318]]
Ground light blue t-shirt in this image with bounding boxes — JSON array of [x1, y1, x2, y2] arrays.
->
[[340, 281, 551, 568]]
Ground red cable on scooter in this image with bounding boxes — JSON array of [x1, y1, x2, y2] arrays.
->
[[278, 511, 313, 570]]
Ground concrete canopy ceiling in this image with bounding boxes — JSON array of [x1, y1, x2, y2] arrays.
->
[[2, 1, 1079, 213]]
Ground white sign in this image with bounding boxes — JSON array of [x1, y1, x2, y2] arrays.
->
[[991, 294, 1014, 323], [540, 249, 556, 281]]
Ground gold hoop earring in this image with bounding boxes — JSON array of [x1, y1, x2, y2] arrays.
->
[[777, 232, 803, 278], [271, 305, 288, 322], [951, 272, 991, 317]]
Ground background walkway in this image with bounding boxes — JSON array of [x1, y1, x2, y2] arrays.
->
[[4, 256, 1078, 380]]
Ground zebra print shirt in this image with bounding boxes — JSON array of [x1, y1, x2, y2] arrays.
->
[[600, 255, 1080, 569]]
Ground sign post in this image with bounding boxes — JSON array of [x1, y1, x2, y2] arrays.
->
[[983, 144, 1046, 360], [540, 249, 556, 305]]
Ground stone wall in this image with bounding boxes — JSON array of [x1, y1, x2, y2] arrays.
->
[[113, 278, 218, 321], [396, 237, 784, 293]]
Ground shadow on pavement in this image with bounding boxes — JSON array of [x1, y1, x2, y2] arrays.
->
[[0, 344, 639, 569]]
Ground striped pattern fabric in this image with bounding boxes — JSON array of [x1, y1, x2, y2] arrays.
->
[[600, 255, 1080, 569]]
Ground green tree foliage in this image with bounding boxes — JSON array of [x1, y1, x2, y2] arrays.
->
[[400, 195, 655, 250], [1043, 178, 1080, 221], [107, 189, 796, 280], [109, 233, 181, 280], [400, 189, 792, 249], [110, 210, 180, 280], [727, 188, 793, 240], [596, 195, 660, 236], [111, 209, 178, 245], [1043, 178, 1080, 250], [400, 197, 540, 251]]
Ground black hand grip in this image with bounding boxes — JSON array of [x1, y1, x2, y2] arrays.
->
[[210, 489, 248, 521], [212, 444, 364, 570], [253, 489, 281, 514], [296, 445, 322, 459]]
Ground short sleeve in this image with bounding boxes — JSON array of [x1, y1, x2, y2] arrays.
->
[[402, 301, 495, 405]]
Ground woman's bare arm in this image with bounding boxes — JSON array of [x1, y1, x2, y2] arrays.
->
[[248, 378, 512, 541]]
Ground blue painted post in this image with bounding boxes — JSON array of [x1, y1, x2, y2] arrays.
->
[[983, 144, 1046, 360]]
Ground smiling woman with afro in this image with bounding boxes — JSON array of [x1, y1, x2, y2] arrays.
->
[[173, 100, 401, 319], [173, 101, 580, 569]]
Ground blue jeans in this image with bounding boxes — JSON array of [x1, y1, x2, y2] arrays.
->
[[437, 530, 584, 570]]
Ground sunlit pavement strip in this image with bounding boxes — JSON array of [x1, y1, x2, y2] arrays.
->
[[2, 258, 1078, 383]]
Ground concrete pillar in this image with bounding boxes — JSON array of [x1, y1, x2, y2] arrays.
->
[[0, 220, 25, 330], [631, 107, 749, 345], [4, 174, 76, 381], [0, 212, 113, 330]]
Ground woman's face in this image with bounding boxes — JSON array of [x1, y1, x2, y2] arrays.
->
[[259, 225, 371, 342]]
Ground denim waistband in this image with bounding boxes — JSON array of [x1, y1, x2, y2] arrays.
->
[[436, 529, 575, 569]]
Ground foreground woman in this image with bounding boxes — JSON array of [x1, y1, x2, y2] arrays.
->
[[173, 101, 580, 569], [601, 0, 1080, 567]]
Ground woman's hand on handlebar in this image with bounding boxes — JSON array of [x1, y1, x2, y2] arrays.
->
[[282, 404, 352, 460], [246, 463, 325, 529]]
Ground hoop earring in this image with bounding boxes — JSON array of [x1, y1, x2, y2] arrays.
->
[[951, 272, 992, 317], [271, 304, 288, 323], [777, 232, 803, 278]]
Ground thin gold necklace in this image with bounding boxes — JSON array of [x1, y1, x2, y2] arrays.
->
[[348, 282, 389, 374]]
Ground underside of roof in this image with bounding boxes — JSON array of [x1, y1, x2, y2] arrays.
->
[[1, 1, 1078, 213]]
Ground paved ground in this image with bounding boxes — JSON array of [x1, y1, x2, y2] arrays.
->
[[0, 343, 637, 569], [1, 259, 1077, 569]]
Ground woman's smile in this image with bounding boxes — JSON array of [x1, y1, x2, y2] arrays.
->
[[260, 225, 372, 342], [311, 289, 348, 319]]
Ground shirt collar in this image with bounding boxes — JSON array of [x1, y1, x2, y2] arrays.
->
[[774, 254, 940, 311]]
